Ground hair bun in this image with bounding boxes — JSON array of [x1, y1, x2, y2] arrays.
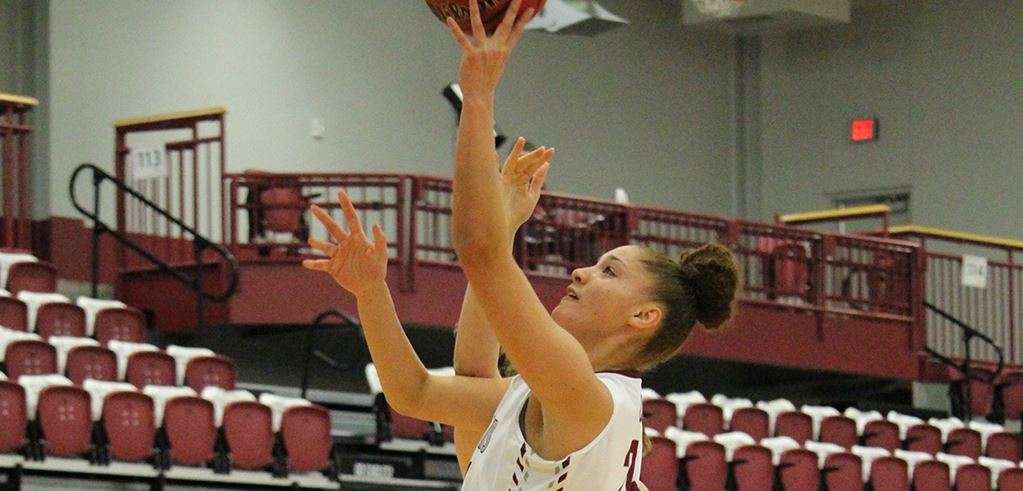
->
[[679, 243, 740, 330]]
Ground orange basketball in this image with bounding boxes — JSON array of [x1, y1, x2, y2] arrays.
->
[[425, 0, 546, 34]]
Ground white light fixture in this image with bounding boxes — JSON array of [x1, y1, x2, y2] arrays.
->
[[525, 0, 628, 36]]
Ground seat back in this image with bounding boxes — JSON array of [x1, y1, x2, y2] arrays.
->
[[775, 411, 813, 444], [102, 391, 155, 462], [945, 428, 982, 459], [222, 401, 274, 470], [823, 452, 863, 491], [184, 355, 236, 392], [65, 346, 118, 385], [638, 436, 677, 491], [863, 419, 901, 452], [642, 398, 677, 434], [0, 381, 27, 452], [281, 405, 332, 474], [912, 460, 950, 490], [778, 449, 819, 491], [819, 415, 858, 449], [163, 396, 216, 465], [683, 440, 727, 491], [6, 262, 57, 295], [94, 307, 146, 345], [997, 468, 1023, 491], [732, 444, 773, 491], [869, 456, 909, 491], [953, 463, 990, 491], [682, 403, 724, 438], [37, 385, 92, 456], [34, 303, 86, 339], [5, 340, 56, 380], [125, 351, 176, 389], [0, 297, 27, 331], [985, 432, 1020, 462], [905, 424, 943, 455], [729, 407, 769, 442]]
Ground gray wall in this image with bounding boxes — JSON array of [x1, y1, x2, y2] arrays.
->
[[758, 0, 1022, 237], [43, 0, 737, 219]]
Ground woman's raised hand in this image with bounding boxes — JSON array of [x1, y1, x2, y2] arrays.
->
[[501, 136, 553, 233], [446, 0, 536, 98], [302, 191, 389, 298]]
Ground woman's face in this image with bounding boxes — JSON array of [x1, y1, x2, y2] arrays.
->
[[551, 245, 656, 342]]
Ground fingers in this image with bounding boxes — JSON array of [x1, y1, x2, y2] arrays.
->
[[446, 17, 474, 51], [302, 259, 331, 271], [494, 0, 522, 41], [529, 162, 550, 195], [310, 204, 348, 244], [516, 146, 554, 178], [507, 7, 535, 52], [502, 137, 528, 176], [308, 237, 336, 256], [372, 224, 389, 260], [468, 0, 485, 40], [338, 191, 367, 239]]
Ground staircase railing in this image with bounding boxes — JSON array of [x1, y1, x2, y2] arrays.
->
[[923, 301, 1004, 420], [69, 163, 239, 330]]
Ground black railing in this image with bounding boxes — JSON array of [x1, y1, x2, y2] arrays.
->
[[69, 163, 239, 330]]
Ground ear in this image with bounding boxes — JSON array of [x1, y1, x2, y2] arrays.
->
[[627, 302, 663, 331]]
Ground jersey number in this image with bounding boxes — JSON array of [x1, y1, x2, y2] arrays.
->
[[622, 439, 639, 490]]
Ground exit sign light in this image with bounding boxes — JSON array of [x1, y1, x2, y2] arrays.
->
[[851, 118, 878, 142]]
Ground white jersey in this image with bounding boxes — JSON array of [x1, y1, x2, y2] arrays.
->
[[462, 372, 644, 490]]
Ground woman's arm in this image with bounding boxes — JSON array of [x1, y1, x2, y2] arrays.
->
[[446, 1, 613, 457]]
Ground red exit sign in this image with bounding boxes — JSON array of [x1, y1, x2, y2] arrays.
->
[[851, 118, 878, 142]]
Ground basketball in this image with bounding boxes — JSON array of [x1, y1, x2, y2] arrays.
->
[[425, 0, 546, 34]]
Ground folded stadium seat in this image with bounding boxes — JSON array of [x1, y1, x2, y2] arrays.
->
[[729, 407, 770, 442], [966, 420, 1004, 454], [221, 399, 275, 471], [15, 292, 69, 333], [36, 384, 94, 459], [681, 440, 727, 491], [946, 427, 983, 459], [868, 456, 910, 491], [665, 390, 707, 421], [6, 261, 57, 295], [996, 467, 1023, 490], [0, 381, 27, 454], [756, 398, 798, 435], [0, 253, 37, 287], [892, 449, 934, 480], [774, 411, 813, 444], [65, 345, 118, 386], [365, 364, 436, 442], [48, 336, 99, 374], [804, 440, 845, 468], [74, 297, 126, 337], [662, 427, 709, 459], [82, 379, 138, 464], [125, 350, 176, 389], [107, 340, 159, 379], [259, 392, 313, 472], [911, 459, 951, 490], [977, 456, 1015, 488], [34, 302, 87, 339], [165, 345, 216, 386], [683, 402, 724, 437], [995, 370, 1023, 422], [184, 355, 236, 393], [819, 415, 858, 449], [983, 431, 1020, 461], [759, 436, 800, 466], [952, 462, 991, 490], [0, 297, 28, 331], [886, 411, 924, 439], [777, 448, 819, 491], [0, 326, 40, 362], [5, 340, 57, 380], [731, 444, 774, 491], [143, 385, 214, 468], [642, 398, 677, 434], [948, 366, 996, 420], [805, 442, 861, 491], [93, 307, 146, 346], [102, 391, 156, 463], [712, 431, 755, 462], [280, 404, 335, 476], [904, 423, 943, 455], [862, 419, 901, 452], [800, 405, 840, 440], [640, 388, 661, 401], [639, 436, 678, 491], [713, 395, 753, 431], [935, 452, 977, 484], [851, 446, 891, 484]]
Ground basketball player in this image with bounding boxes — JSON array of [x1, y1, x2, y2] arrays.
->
[[302, 1, 739, 488]]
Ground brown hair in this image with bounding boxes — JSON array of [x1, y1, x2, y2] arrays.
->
[[634, 242, 740, 370]]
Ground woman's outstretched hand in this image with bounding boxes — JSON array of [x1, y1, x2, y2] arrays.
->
[[501, 136, 553, 234], [446, 0, 536, 99], [302, 191, 389, 299]]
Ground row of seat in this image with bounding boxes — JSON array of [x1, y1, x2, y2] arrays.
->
[[0, 331, 236, 392], [948, 365, 1023, 422], [642, 391, 1023, 464], [365, 364, 455, 445], [0, 291, 145, 343], [0, 375, 336, 477], [640, 430, 1023, 491]]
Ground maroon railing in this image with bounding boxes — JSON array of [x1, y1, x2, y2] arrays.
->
[[0, 94, 37, 250]]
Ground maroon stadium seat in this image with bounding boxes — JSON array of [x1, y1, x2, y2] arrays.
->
[[950, 366, 995, 419], [946, 428, 982, 459], [642, 399, 677, 434], [777, 448, 819, 491], [0, 381, 27, 452], [65, 346, 118, 385], [819, 415, 858, 449], [163, 396, 216, 466], [729, 407, 770, 442], [868, 456, 909, 491], [184, 355, 236, 393], [222, 401, 274, 470], [34, 303, 86, 339], [388, 406, 432, 440], [37, 385, 92, 457], [912, 460, 950, 490], [732, 444, 773, 491], [682, 440, 727, 491], [953, 463, 991, 491], [102, 391, 155, 462], [862, 419, 901, 452], [904, 424, 943, 455], [638, 436, 677, 491], [5, 340, 56, 380], [822, 452, 862, 491], [775, 411, 813, 444], [94, 307, 146, 346], [280, 404, 333, 474], [6, 262, 57, 295], [0, 297, 28, 331], [996, 370, 1023, 421], [683, 403, 724, 438], [985, 431, 1020, 461], [998, 468, 1023, 490], [125, 351, 176, 389]]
